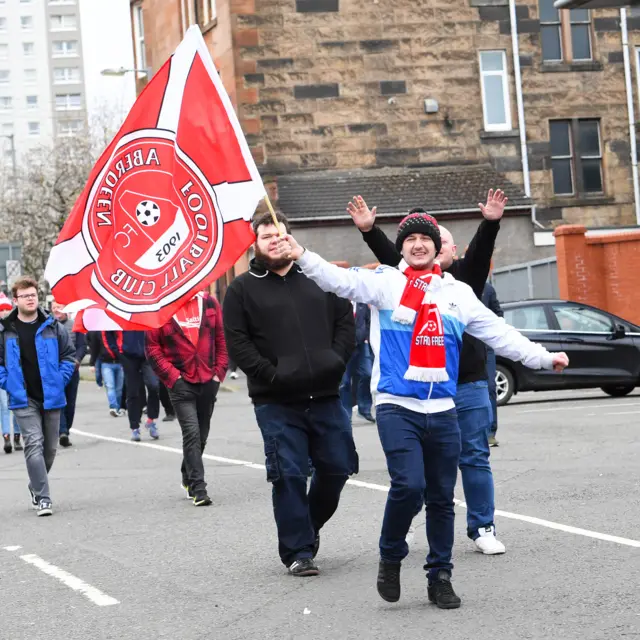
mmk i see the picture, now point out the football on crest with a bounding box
[135,200,161,227]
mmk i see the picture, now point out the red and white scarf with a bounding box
[391,265,449,383]
[173,294,204,347]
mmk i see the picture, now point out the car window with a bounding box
[552,305,613,332]
[504,305,550,330]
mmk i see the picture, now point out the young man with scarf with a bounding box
[275,215,568,608]
[347,191,511,555]
[145,291,228,507]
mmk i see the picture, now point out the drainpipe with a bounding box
[620,8,640,226]
[509,0,531,199]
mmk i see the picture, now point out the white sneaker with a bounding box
[230,372,239,380]
[473,526,506,555]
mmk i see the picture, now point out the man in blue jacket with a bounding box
[0,277,75,516]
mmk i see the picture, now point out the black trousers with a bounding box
[168,379,219,493]
[120,355,159,430]
[158,382,174,416]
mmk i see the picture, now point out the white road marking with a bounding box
[518,402,640,414]
[607,411,639,416]
[4,545,21,551]
[72,429,640,550]
[17,553,119,606]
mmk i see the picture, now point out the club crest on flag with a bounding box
[45,26,266,331]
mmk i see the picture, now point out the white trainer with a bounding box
[473,526,506,555]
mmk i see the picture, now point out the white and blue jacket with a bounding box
[297,251,555,415]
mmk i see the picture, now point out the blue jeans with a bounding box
[254,398,358,566]
[455,381,494,538]
[376,405,460,580]
[339,343,373,416]
[0,388,18,436]
[59,369,80,436]
[486,348,498,436]
[102,363,124,410]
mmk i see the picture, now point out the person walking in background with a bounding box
[339,302,374,423]
[0,277,75,516]
[158,382,176,422]
[0,292,21,454]
[51,301,86,448]
[482,280,503,447]
[106,331,160,441]
[146,291,228,507]
[89,331,125,417]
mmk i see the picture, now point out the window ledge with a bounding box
[479,129,520,140]
[540,61,603,73]
[200,18,217,35]
[550,195,612,207]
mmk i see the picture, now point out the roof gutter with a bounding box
[288,204,533,224]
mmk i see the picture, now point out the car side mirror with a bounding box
[613,324,626,340]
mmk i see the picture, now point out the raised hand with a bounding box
[478,189,508,221]
[552,352,569,372]
[275,234,304,261]
[347,195,377,232]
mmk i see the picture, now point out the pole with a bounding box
[263,193,281,230]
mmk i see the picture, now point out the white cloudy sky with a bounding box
[79,0,137,126]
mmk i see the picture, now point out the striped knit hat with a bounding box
[395,209,442,253]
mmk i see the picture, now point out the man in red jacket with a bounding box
[145,291,229,507]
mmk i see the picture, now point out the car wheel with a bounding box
[496,365,515,406]
[601,384,635,398]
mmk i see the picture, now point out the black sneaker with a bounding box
[312,533,320,559]
[37,499,53,517]
[162,414,176,422]
[377,560,401,602]
[193,492,212,507]
[28,485,37,508]
[428,571,461,609]
[13,434,22,451]
[3,434,12,454]
[359,412,376,423]
[288,558,319,577]
[59,434,72,448]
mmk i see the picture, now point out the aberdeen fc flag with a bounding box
[44,26,265,330]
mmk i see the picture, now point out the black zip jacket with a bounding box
[223,259,356,404]
[360,219,500,384]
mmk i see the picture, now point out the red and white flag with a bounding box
[45,26,265,330]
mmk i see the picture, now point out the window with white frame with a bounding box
[20,0,33,4]
[50,14,77,30]
[58,119,81,136]
[23,42,34,56]
[26,95,37,109]
[1,123,12,134]
[0,17,7,32]
[200,0,217,25]
[49,0,75,4]
[0,45,7,60]
[132,4,146,72]
[479,51,512,132]
[52,40,78,57]
[20,16,33,30]
[24,68,36,84]
[0,97,12,110]
[55,92,81,110]
[0,70,9,85]
[180,0,196,35]
[53,66,80,84]
[28,121,39,136]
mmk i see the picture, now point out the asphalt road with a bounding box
[1,379,639,640]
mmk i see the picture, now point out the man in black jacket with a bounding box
[482,281,503,446]
[223,211,357,577]
[346,190,508,555]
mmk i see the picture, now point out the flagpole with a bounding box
[263,194,281,230]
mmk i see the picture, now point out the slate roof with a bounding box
[276,164,530,220]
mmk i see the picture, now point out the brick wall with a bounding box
[555,225,640,323]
